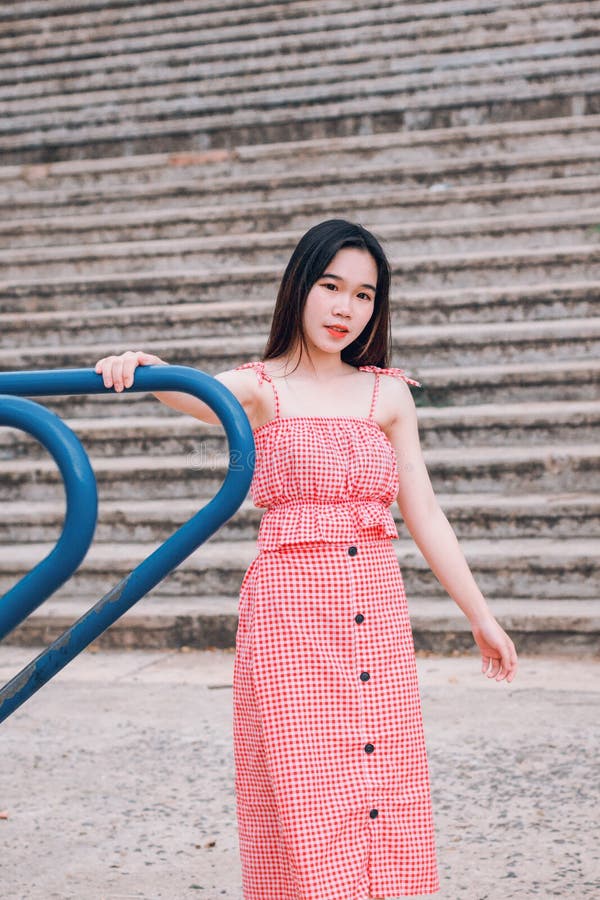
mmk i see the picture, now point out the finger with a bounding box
[485,655,502,677]
[504,647,519,682]
[482,656,494,675]
[482,656,495,676]
[492,663,503,680]
[110,357,125,392]
[94,357,106,373]
[498,667,512,683]
[488,658,501,678]
[100,357,115,389]
[122,351,140,388]
[497,645,518,682]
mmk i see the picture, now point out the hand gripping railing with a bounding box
[0,366,255,724]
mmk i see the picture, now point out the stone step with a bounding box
[2,1,591,80]
[5,173,600,249]
[3,596,598,654]
[1,401,599,460]
[2,211,600,280]
[0,442,596,502]
[3,114,598,195]
[2,0,330,27]
[6,47,599,146]
[2,67,597,164]
[1,315,597,372]
[5,144,600,218]
[0,0,437,49]
[419,357,600,405]
[5,38,598,132]
[0,490,595,545]
[0,537,597,604]
[2,282,599,352]
[2,0,589,53]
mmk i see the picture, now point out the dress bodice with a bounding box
[234,360,422,550]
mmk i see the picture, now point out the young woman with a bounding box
[95,219,518,900]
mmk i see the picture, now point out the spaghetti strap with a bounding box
[234,360,281,420]
[367,371,380,420]
[358,364,422,420]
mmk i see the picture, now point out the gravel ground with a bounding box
[0,646,598,900]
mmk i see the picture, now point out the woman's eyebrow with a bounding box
[321,272,376,291]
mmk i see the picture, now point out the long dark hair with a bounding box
[262,219,393,371]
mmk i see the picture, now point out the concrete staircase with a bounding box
[1,0,599,162]
[0,1,598,654]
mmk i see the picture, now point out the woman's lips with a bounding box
[325,326,349,338]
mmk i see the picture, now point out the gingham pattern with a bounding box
[232,361,439,899]
[234,361,422,552]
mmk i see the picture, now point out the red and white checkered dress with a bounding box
[232,360,440,900]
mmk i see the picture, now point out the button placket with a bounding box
[347,543,380,823]
[348,543,379,802]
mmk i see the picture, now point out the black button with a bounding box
[354,613,364,624]
[348,545,357,556]
[360,671,370,682]
[364,743,375,754]
[369,808,378,819]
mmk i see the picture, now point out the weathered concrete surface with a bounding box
[0,647,598,900]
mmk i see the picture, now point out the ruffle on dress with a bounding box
[255,496,399,551]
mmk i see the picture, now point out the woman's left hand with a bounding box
[469,613,518,683]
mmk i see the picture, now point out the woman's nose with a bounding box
[332,296,352,313]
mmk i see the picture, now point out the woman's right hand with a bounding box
[94,350,167,393]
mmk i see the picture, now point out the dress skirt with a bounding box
[232,536,440,900]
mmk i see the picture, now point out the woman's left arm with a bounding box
[384,378,519,683]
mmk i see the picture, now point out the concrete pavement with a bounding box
[0,646,598,900]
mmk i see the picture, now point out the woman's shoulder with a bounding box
[210,363,266,428]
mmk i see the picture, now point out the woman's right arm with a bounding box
[94,350,257,426]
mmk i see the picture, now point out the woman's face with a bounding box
[302,247,378,354]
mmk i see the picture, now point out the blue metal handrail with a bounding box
[0,365,255,724]
[0,396,98,640]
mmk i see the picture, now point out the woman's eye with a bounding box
[321,283,372,300]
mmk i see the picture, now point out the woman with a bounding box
[95,219,518,900]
